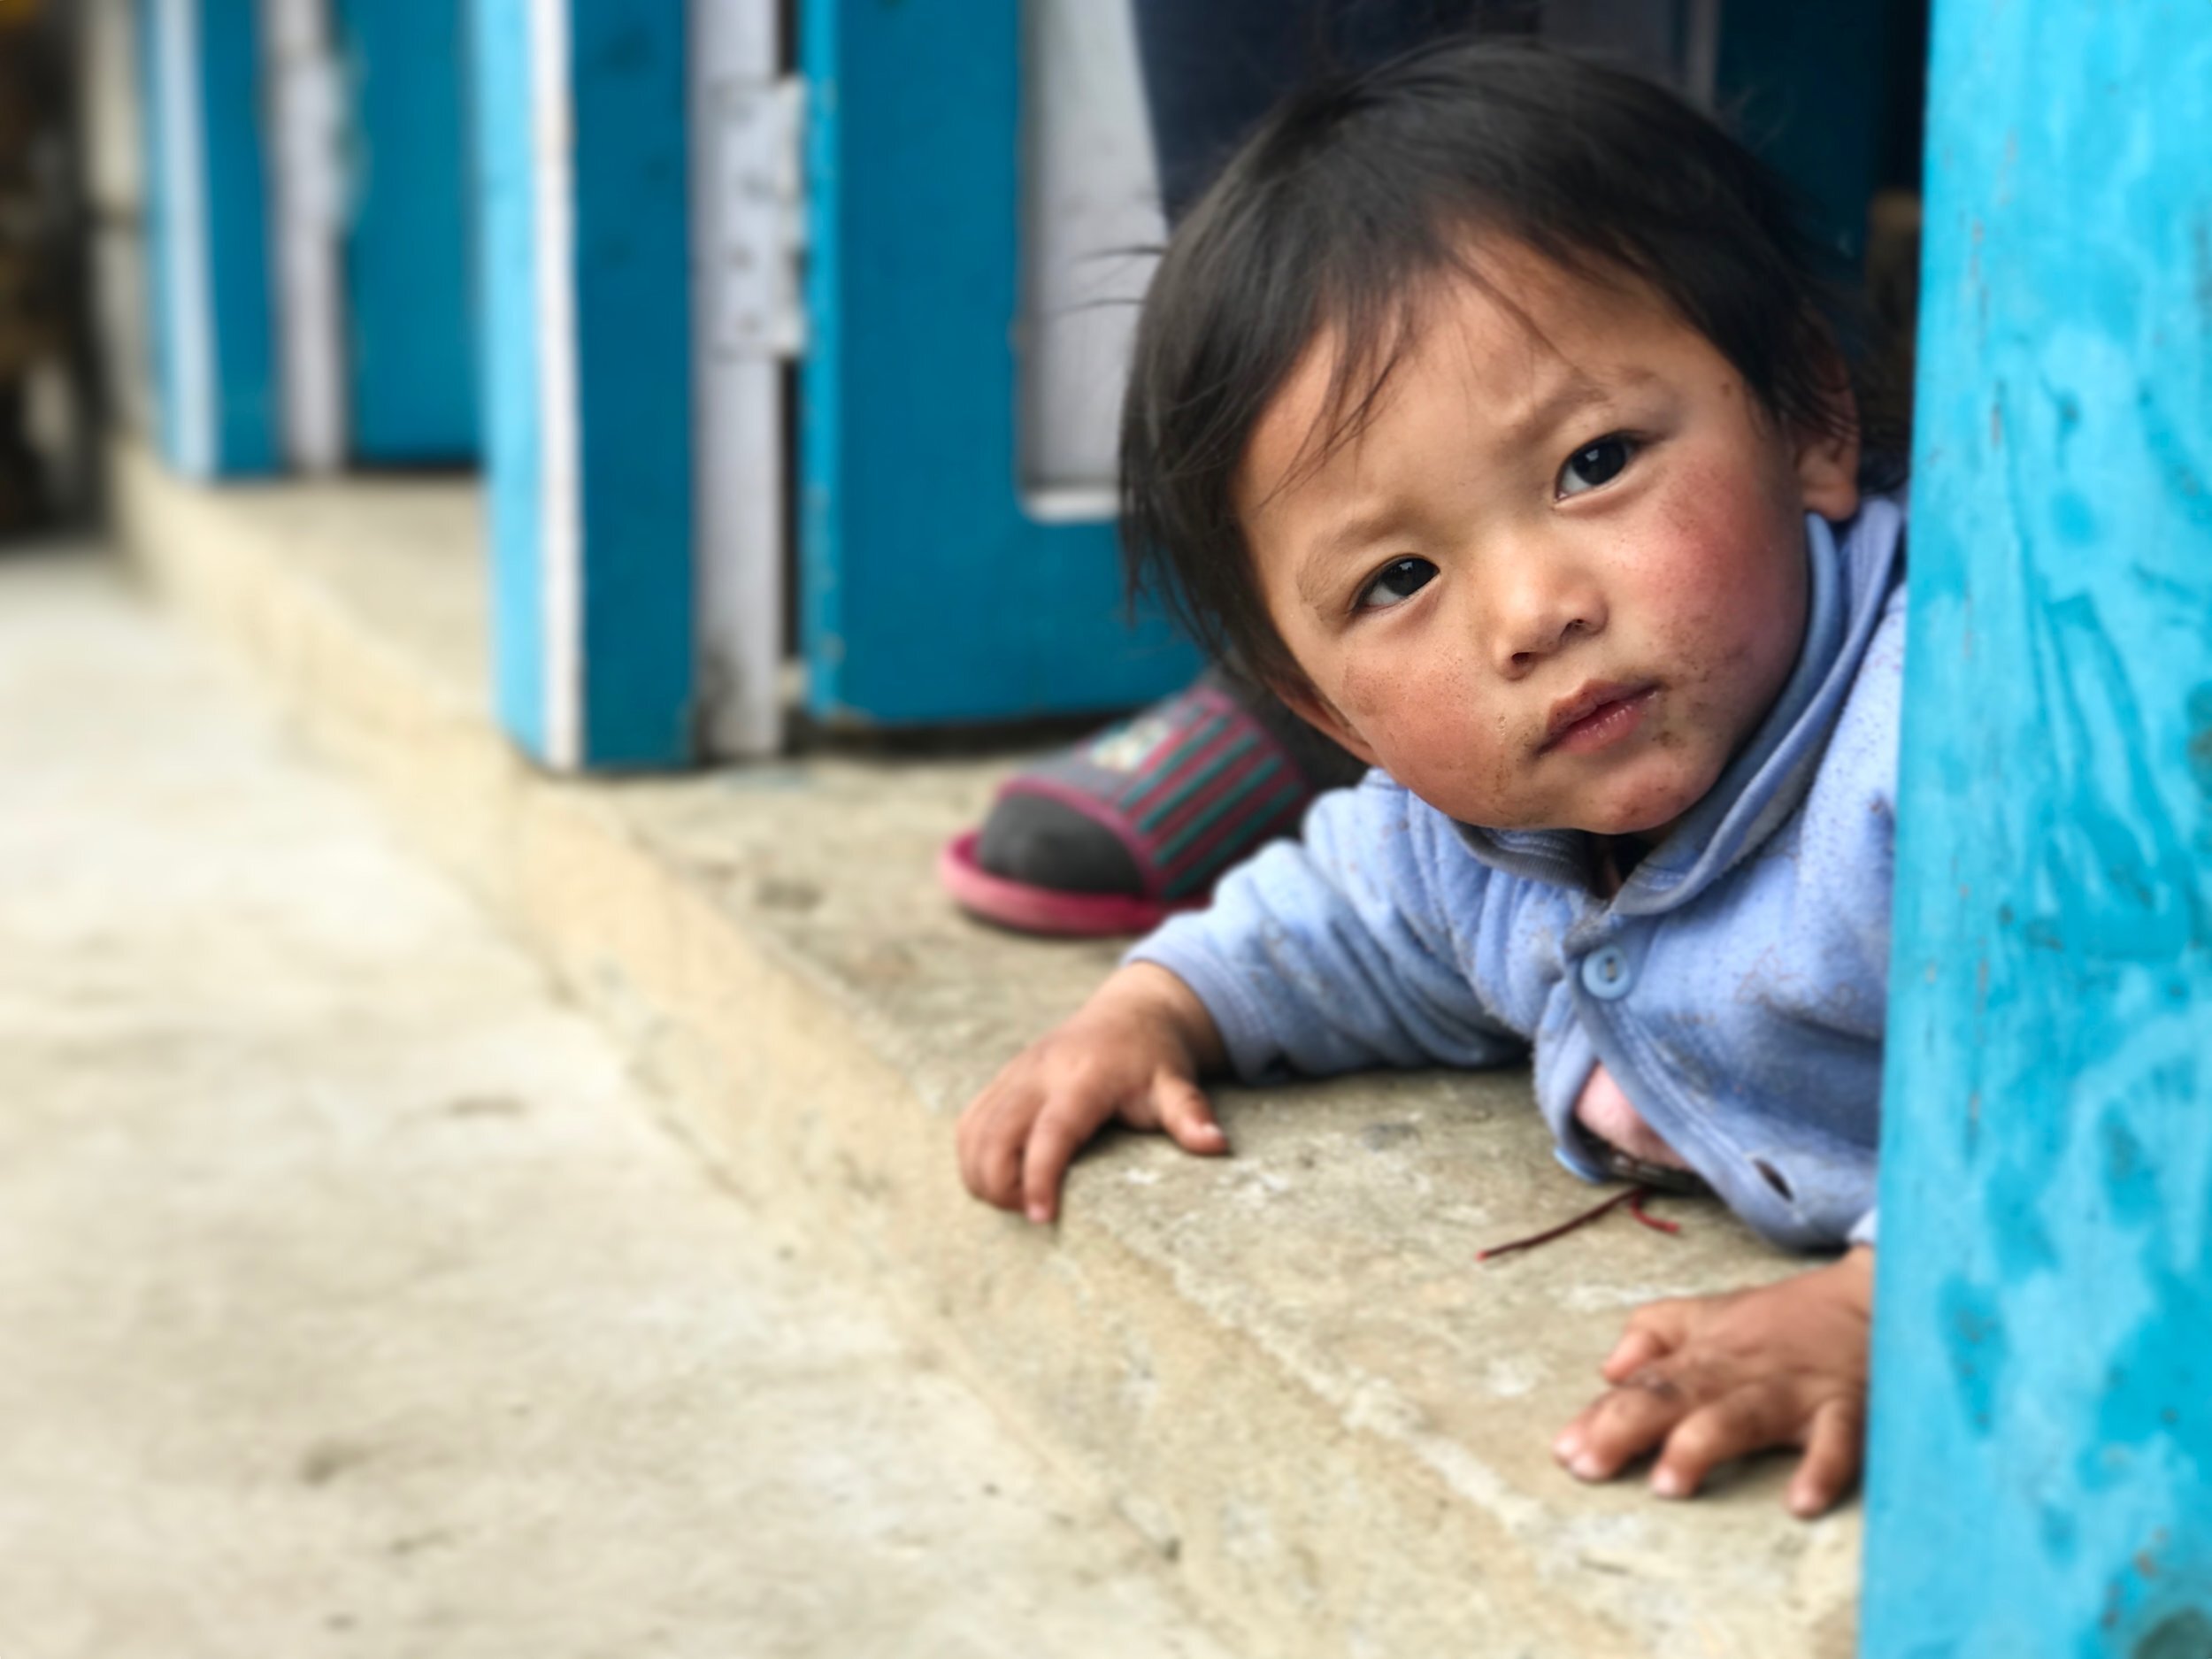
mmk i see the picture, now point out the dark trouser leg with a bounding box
[1133,0,1523,224]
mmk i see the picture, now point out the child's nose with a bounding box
[1488,566,1605,677]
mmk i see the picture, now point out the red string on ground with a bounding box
[1628,1189,1680,1235]
[1476,1184,1678,1262]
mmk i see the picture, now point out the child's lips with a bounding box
[1540,682,1658,756]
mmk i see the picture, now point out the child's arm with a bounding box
[1551,1248,1873,1517]
[957,962,1228,1225]
[1132,776,1527,1084]
[962,779,1524,1225]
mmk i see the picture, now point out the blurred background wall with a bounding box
[0,0,97,531]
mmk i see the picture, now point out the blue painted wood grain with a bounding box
[1860,4,2212,1653]
[334,0,480,463]
[470,0,545,757]
[800,0,1200,726]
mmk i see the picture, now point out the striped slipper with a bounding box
[940,674,1333,937]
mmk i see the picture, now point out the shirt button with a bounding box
[1581,945,1633,1000]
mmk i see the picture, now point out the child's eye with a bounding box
[1556,434,1636,498]
[1356,557,1437,611]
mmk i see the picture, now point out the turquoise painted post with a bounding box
[139,0,280,477]
[1860,3,2212,1654]
[800,0,1200,727]
[471,0,694,769]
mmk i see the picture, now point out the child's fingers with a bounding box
[1648,1389,1797,1500]
[954,1090,992,1200]
[1599,1298,1695,1382]
[1555,1368,1692,1482]
[1152,1075,1229,1156]
[1018,1097,1102,1225]
[958,1086,1035,1211]
[1599,1322,1676,1384]
[1786,1398,1866,1518]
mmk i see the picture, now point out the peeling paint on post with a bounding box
[1860,4,2212,1655]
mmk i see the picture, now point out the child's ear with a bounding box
[1271,677,1383,770]
[1793,412,1862,521]
[1793,349,1863,521]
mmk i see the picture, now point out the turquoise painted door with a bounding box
[797,0,1202,728]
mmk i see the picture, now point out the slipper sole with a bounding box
[938,830,1203,939]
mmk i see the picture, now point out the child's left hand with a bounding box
[1551,1246,1873,1517]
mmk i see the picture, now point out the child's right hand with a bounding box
[957,963,1231,1225]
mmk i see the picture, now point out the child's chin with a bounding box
[1578,782,1708,840]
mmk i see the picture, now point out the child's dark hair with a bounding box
[1120,38,1906,694]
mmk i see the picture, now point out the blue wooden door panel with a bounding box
[567,0,695,764]
[472,0,695,769]
[334,0,480,463]
[1860,3,2212,1652]
[141,0,280,477]
[800,0,1201,727]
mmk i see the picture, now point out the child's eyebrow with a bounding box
[1496,366,1619,444]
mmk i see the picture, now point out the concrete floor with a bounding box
[0,549,1225,1659]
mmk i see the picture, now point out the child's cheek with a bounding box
[1338,656,1524,818]
[1646,466,1803,672]
[1650,544,1807,788]
[1335,651,1461,724]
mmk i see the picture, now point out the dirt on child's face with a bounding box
[1236,239,1861,839]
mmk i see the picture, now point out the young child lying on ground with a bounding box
[959,39,1904,1519]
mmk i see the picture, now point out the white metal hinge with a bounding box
[700,74,806,361]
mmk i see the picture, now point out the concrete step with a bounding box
[0,549,1228,1659]
[112,438,1860,1658]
